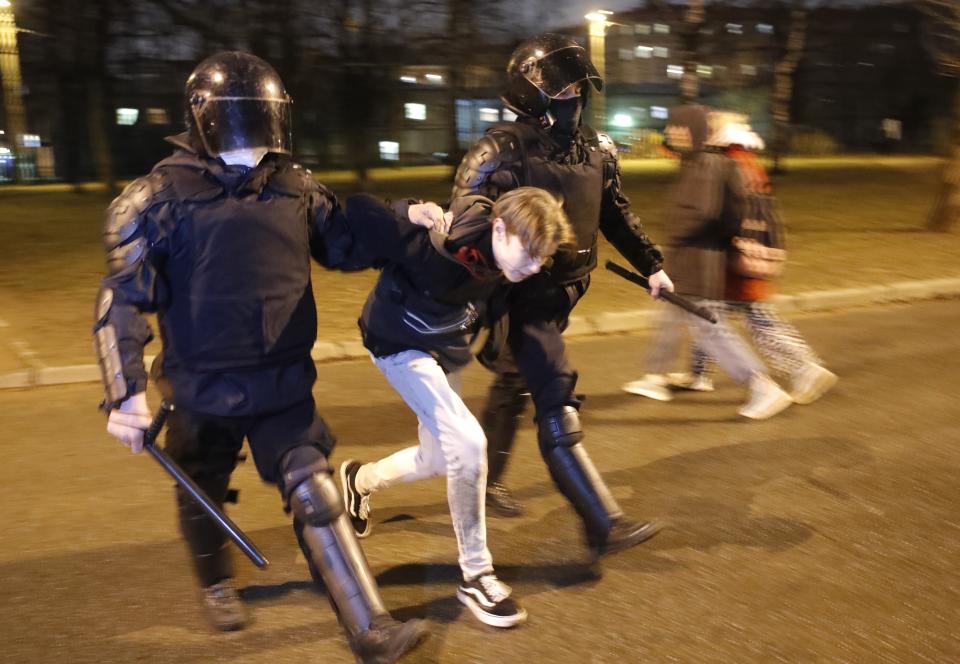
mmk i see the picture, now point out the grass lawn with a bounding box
[0,156,955,368]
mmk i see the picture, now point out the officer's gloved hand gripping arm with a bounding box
[596,136,674,298]
[93,175,172,452]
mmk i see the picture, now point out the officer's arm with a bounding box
[93,173,172,411]
[451,129,523,200]
[597,134,664,276]
[306,181,368,270]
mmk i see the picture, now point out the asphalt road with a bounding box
[1,300,958,663]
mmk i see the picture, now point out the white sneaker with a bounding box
[667,372,715,392]
[738,374,792,420]
[622,374,673,401]
[790,363,838,405]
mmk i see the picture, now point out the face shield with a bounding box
[522,46,603,99]
[192,96,292,158]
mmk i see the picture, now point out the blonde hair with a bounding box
[491,187,574,260]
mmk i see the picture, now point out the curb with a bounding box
[3,277,959,391]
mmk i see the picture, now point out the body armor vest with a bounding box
[499,122,605,282]
[157,161,317,372]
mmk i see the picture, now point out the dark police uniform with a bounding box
[450,33,664,555]
[93,51,425,662]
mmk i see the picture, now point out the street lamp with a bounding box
[584,9,611,132]
[0,0,28,182]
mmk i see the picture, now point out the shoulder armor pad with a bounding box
[596,132,618,159]
[268,162,318,197]
[103,170,172,251]
[454,130,523,191]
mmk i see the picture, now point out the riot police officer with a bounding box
[94,51,426,663]
[452,34,674,558]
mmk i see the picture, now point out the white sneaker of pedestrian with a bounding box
[790,362,838,405]
[667,372,715,392]
[738,374,792,420]
[622,374,673,401]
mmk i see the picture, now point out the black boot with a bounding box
[538,407,660,559]
[349,614,430,664]
[201,579,247,631]
[485,482,524,518]
[588,519,661,561]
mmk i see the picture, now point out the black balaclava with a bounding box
[548,97,583,139]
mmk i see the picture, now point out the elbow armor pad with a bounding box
[92,287,127,409]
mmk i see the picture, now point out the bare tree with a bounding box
[769,5,806,173]
[922,0,960,231]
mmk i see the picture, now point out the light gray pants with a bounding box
[644,299,765,384]
[356,350,494,581]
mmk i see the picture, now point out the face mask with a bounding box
[548,97,583,138]
[218,147,269,169]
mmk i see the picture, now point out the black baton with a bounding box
[142,401,270,569]
[605,260,719,324]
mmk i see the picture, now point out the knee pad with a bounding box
[289,471,344,527]
[538,406,584,451]
[279,446,343,527]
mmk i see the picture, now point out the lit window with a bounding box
[653,46,669,58]
[116,108,139,126]
[651,106,668,120]
[379,141,400,161]
[0,147,10,155]
[697,64,713,78]
[20,134,41,147]
[479,107,500,123]
[146,108,169,125]
[424,73,443,83]
[635,45,653,59]
[740,64,757,76]
[666,64,684,79]
[612,113,633,128]
[619,25,632,36]
[502,109,518,122]
[619,48,634,61]
[757,23,774,34]
[726,23,743,35]
[0,129,5,135]
[635,24,650,35]
[399,75,417,84]
[404,103,427,120]
[654,23,670,34]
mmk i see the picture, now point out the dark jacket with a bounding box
[451,118,663,284]
[662,148,745,300]
[327,194,505,372]
[95,134,340,416]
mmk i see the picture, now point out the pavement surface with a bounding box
[1,299,958,663]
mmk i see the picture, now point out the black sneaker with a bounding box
[349,615,429,664]
[201,579,247,631]
[590,518,661,560]
[485,482,524,518]
[457,573,527,628]
[340,459,372,538]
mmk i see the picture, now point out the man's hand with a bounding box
[647,269,675,299]
[408,201,453,232]
[107,392,152,454]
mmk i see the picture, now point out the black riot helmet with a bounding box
[502,33,603,118]
[184,51,292,159]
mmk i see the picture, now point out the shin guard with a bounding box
[281,449,387,637]
[538,406,623,539]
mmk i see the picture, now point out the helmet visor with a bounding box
[526,46,603,98]
[195,97,292,156]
